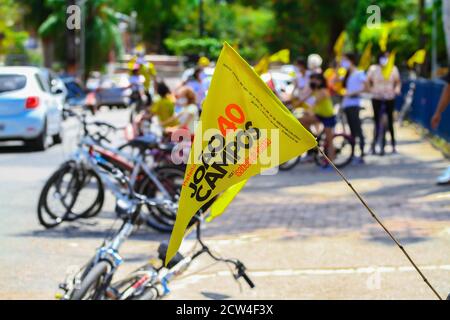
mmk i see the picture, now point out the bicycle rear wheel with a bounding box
[315,133,354,169]
[279,156,300,171]
[138,166,184,232]
[138,165,208,233]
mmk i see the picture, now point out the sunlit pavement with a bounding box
[0,108,448,300]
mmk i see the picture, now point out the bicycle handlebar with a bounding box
[63,108,120,142]
[235,261,255,289]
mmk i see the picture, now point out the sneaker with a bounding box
[437,166,450,185]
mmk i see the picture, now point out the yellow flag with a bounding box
[407,49,426,68]
[206,180,248,222]
[254,55,270,75]
[165,43,317,265]
[379,22,395,52]
[382,51,396,80]
[334,31,347,62]
[269,49,290,64]
[128,56,137,70]
[358,42,372,71]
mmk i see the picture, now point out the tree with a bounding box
[0,0,28,63]
[443,0,450,63]
[269,0,359,62]
[39,0,123,74]
[162,0,273,61]
[116,0,182,52]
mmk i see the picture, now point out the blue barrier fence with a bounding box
[396,78,450,142]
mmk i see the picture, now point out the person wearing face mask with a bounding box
[148,81,177,128]
[298,73,336,162]
[341,52,367,163]
[163,86,199,135]
[367,51,401,155]
[185,68,207,109]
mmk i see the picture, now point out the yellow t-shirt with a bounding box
[151,96,177,126]
[313,92,335,118]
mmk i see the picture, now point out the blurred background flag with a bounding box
[407,49,426,68]
[382,50,396,80]
[254,54,270,75]
[269,49,290,64]
[379,22,397,52]
[333,31,347,62]
[358,42,372,71]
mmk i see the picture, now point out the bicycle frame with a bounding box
[71,130,176,207]
[112,219,255,300]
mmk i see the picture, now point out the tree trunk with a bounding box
[418,0,426,76]
[443,0,450,64]
[42,38,54,68]
[66,0,77,74]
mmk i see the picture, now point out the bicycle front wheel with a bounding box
[37,161,104,228]
[70,261,111,300]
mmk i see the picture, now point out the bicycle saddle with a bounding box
[157,242,184,269]
[158,142,176,152]
[128,134,159,150]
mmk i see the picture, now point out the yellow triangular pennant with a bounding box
[165,43,317,265]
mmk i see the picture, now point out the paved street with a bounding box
[0,108,449,300]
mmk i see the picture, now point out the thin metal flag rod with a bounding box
[316,147,443,300]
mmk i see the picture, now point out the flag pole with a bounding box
[316,147,443,300]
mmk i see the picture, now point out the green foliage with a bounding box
[116,0,182,52]
[164,0,273,61]
[37,0,123,73]
[165,37,223,59]
[0,0,28,57]
[11,0,449,76]
[269,0,359,62]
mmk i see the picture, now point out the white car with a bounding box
[0,66,66,150]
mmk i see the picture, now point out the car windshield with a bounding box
[0,74,27,93]
[100,75,129,89]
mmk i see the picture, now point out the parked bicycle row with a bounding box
[35,106,254,300]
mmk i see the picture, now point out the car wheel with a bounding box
[27,123,47,151]
[52,133,63,145]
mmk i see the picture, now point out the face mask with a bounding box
[379,57,388,66]
[177,97,188,105]
[310,83,320,90]
[341,59,351,70]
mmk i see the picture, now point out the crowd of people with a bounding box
[129,50,402,160]
[127,56,212,138]
[291,51,402,163]
[125,49,449,185]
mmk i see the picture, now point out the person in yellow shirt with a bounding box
[148,81,177,127]
[298,73,336,161]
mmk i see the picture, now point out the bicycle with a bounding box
[57,164,250,300]
[108,218,254,300]
[57,161,157,300]
[279,126,355,171]
[37,109,184,232]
